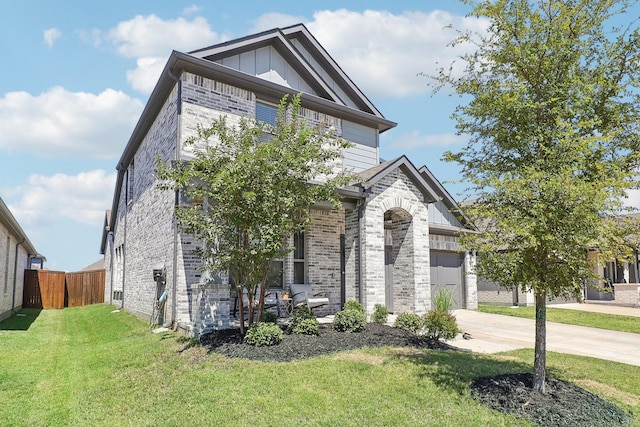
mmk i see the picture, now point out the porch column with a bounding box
[464,251,478,309]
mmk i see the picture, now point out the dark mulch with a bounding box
[471,373,632,427]
[199,322,452,362]
[200,323,632,426]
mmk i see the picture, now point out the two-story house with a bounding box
[100,24,478,337]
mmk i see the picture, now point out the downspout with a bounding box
[168,68,181,329]
[11,239,25,313]
[357,200,365,306]
[121,169,128,310]
[107,230,114,305]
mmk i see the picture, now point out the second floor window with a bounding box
[256,101,278,142]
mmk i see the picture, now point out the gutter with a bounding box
[11,239,25,312]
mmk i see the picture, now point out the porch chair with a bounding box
[289,283,329,311]
[232,287,279,318]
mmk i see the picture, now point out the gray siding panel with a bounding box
[429,200,462,228]
[342,121,378,172]
[239,51,256,75]
[216,45,318,96]
[291,38,359,109]
[256,47,270,75]
[343,144,377,172]
[343,120,377,148]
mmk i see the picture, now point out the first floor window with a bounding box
[293,232,305,283]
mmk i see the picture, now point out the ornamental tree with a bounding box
[157,94,352,334]
[438,0,640,393]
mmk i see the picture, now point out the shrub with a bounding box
[372,304,389,324]
[261,310,278,324]
[394,312,422,333]
[290,318,320,335]
[343,300,365,313]
[423,310,460,341]
[333,308,366,332]
[433,288,454,313]
[244,322,283,346]
[288,305,319,335]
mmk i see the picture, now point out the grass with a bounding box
[0,304,637,426]
[479,304,640,334]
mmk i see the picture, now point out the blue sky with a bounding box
[1,1,638,271]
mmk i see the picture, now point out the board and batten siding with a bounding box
[289,38,359,110]
[428,200,463,228]
[342,120,378,172]
[217,46,316,96]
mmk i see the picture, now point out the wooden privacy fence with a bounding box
[22,269,105,309]
[65,270,106,307]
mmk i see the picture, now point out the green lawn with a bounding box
[0,304,638,426]
[479,304,640,334]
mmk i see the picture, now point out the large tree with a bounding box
[438,0,640,393]
[157,94,351,333]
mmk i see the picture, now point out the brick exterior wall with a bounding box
[106,70,478,336]
[106,84,179,322]
[305,208,345,315]
[360,169,431,316]
[612,284,640,306]
[343,207,361,304]
[0,224,30,321]
[464,251,478,309]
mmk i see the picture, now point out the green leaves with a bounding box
[156,93,353,327]
[440,0,640,300]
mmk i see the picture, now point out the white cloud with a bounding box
[43,28,61,47]
[624,190,640,211]
[126,57,167,93]
[250,13,306,33]
[182,5,201,16]
[107,14,227,94]
[108,14,221,58]
[7,170,117,227]
[387,131,467,150]
[77,28,102,48]
[0,87,143,157]
[306,9,489,98]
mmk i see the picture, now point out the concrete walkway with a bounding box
[450,306,640,366]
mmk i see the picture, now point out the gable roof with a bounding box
[102,25,396,254]
[418,165,476,232]
[0,197,39,256]
[99,210,111,255]
[356,156,440,204]
[189,24,384,118]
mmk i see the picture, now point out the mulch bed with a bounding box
[200,323,632,426]
[199,322,452,362]
[471,373,632,426]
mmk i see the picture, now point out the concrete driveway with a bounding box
[450,308,640,366]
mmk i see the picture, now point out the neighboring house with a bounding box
[0,197,44,321]
[476,212,640,307]
[100,24,478,337]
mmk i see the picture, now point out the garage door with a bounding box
[429,251,464,310]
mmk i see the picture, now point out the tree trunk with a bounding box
[237,287,246,335]
[247,286,255,327]
[533,291,547,393]
[257,284,266,322]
